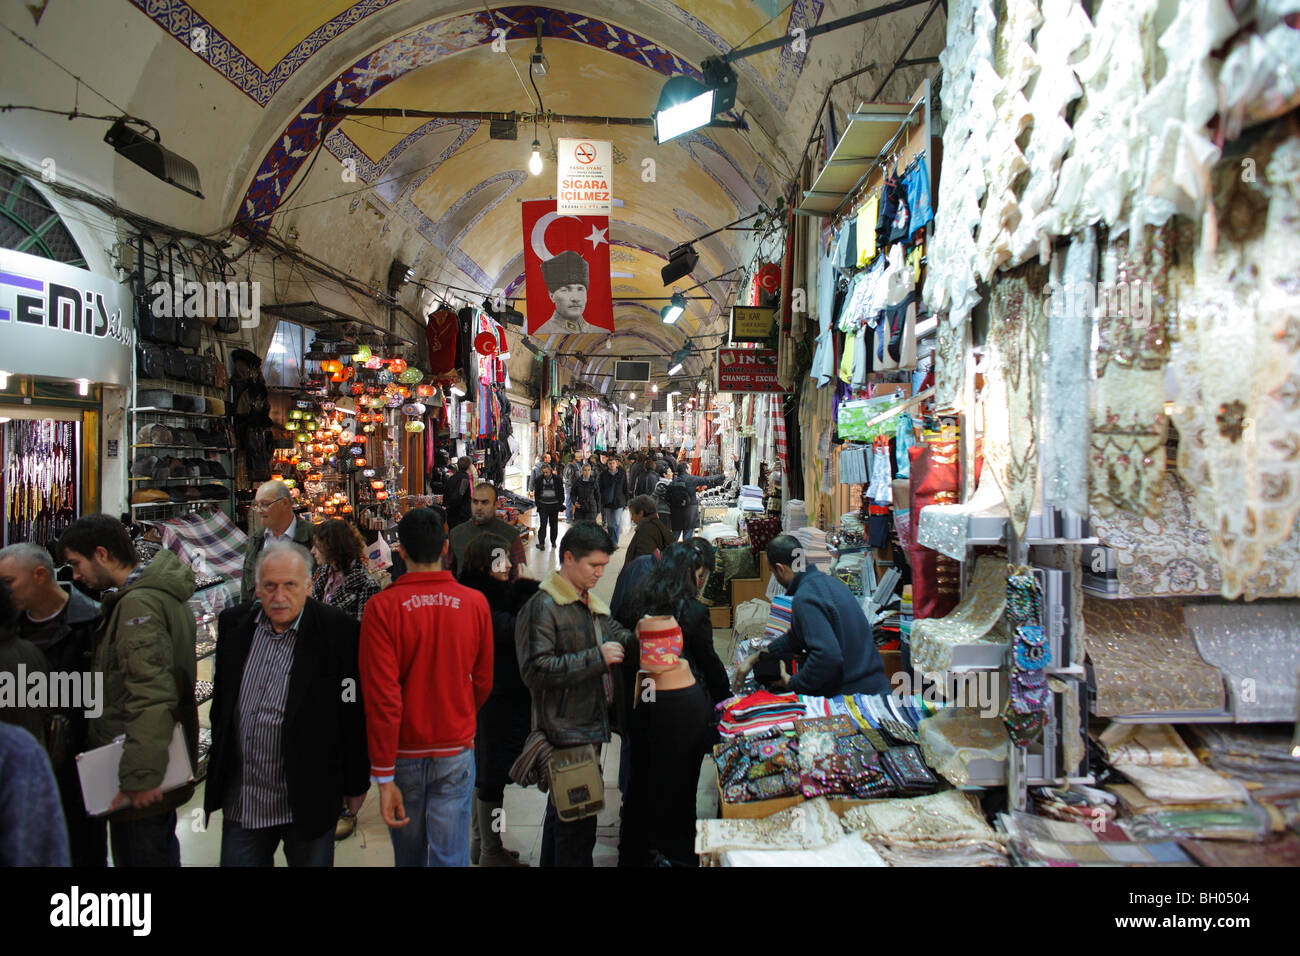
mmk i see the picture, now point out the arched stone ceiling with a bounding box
[0,0,947,387]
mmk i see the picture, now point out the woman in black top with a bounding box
[570,464,600,522]
[459,534,539,867]
[618,540,725,867]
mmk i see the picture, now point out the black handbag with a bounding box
[184,353,212,385]
[177,315,201,350]
[164,347,189,380]
[138,309,178,345]
[137,343,166,380]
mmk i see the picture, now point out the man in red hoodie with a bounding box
[359,507,492,866]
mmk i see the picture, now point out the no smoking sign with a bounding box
[557,137,612,216]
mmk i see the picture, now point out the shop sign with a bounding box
[716,348,785,393]
[730,305,776,342]
[0,249,134,387]
[557,138,612,216]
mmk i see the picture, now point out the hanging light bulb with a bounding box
[528,139,543,176]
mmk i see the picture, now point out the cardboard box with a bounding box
[730,577,766,609]
[709,605,732,629]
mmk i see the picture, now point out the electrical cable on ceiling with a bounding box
[481,1,542,113]
[0,23,131,115]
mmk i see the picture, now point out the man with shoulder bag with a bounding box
[514,522,634,866]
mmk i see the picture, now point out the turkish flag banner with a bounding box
[521,199,613,337]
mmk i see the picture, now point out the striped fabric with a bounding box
[771,394,788,477]
[225,610,297,828]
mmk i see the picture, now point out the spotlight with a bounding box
[387,260,414,297]
[660,245,699,286]
[660,291,686,324]
[652,57,737,144]
[450,385,466,397]
[0,371,8,389]
[103,118,203,198]
[76,378,90,396]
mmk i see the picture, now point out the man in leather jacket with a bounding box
[514,521,634,866]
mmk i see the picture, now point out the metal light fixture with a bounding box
[668,342,691,377]
[0,371,9,389]
[103,118,204,198]
[660,291,687,324]
[76,378,90,396]
[660,244,699,286]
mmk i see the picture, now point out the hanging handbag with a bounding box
[164,347,189,381]
[137,343,166,380]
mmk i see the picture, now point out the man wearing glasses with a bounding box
[241,480,314,602]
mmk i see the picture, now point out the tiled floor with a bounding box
[173,513,725,867]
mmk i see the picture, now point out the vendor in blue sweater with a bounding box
[732,535,890,697]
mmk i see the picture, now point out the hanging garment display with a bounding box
[1041,227,1095,520]
[1168,133,1300,598]
[1090,223,1174,519]
[3,419,79,547]
[984,268,1048,541]
[924,0,997,326]
[1007,0,1091,266]
[972,0,1040,282]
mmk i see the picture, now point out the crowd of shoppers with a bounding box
[0,444,788,869]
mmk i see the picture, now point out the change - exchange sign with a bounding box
[557,138,612,216]
[716,348,785,393]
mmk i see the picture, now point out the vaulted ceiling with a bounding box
[0,0,946,392]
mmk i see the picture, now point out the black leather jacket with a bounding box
[514,570,634,746]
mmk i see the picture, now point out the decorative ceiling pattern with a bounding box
[3,0,945,387]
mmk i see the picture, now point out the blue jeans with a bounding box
[109,811,180,867]
[602,507,624,539]
[389,750,475,867]
[219,819,335,867]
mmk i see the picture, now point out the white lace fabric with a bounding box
[1168,133,1300,598]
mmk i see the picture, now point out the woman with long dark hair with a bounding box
[309,520,382,622]
[459,533,539,867]
[617,541,725,867]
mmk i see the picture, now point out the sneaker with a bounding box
[536,540,546,550]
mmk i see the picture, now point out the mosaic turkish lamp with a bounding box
[404,420,425,433]
[387,357,407,375]
[354,344,372,364]
[398,366,423,385]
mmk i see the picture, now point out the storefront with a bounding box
[0,247,132,546]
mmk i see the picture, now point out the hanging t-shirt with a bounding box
[856,194,879,266]
[426,308,458,375]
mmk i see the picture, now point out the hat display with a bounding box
[540,250,589,293]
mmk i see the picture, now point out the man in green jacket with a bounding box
[58,515,199,867]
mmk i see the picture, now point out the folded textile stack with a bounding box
[717,690,805,737]
[695,798,844,866]
[1098,723,1265,843]
[1184,603,1300,721]
[918,708,1009,787]
[1100,724,1251,806]
[740,484,765,512]
[720,832,889,867]
[764,595,793,643]
[800,692,944,752]
[782,498,808,531]
[1030,786,1118,828]
[1188,725,1300,796]
[1174,831,1300,868]
[998,811,1194,866]
[842,790,1008,866]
